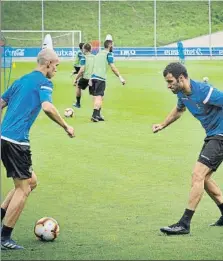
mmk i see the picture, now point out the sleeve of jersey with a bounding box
[200,84,223,107]
[78,52,82,60]
[107,53,114,64]
[1,86,13,103]
[39,82,53,103]
[80,57,86,66]
[177,98,185,110]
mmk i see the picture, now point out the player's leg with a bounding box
[205,174,223,226]
[1,171,37,222]
[1,140,33,249]
[1,178,31,250]
[73,79,89,108]
[205,173,222,204]
[91,96,102,122]
[91,80,105,122]
[73,82,82,108]
[179,52,185,64]
[160,162,210,235]
[160,139,222,235]
[1,189,15,222]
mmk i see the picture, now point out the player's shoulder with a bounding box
[40,79,53,91]
[107,52,114,62]
[31,71,53,88]
[16,71,44,86]
[191,79,212,93]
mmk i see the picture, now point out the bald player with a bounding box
[1,48,74,250]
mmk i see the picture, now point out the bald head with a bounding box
[37,48,59,65]
[36,48,59,79]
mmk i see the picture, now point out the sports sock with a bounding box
[1,208,6,221]
[76,96,81,105]
[217,203,223,216]
[92,109,99,118]
[1,225,13,239]
[179,208,195,228]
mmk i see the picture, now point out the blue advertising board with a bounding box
[3,46,223,58]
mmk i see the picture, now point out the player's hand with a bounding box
[119,75,126,85]
[152,123,165,133]
[64,125,75,138]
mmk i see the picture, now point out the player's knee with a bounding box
[30,171,38,191]
[30,180,38,191]
[30,181,37,191]
[15,185,32,198]
[191,170,205,185]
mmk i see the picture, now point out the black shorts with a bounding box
[198,136,223,171]
[78,78,89,90]
[89,79,106,96]
[1,139,33,179]
[74,66,81,73]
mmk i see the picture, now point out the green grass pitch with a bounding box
[1,60,223,260]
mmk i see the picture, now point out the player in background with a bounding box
[152,62,223,235]
[177,41,185,64]
[73,43,95,108]
[71,42,85,76]
[1,48,75,250]
[90,39,125,122]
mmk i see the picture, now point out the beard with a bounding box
[171,80,182,94]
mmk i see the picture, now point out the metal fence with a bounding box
[2,0,223,58]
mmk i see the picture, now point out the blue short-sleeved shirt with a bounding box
[1,71,53,145]
[177,79,223,137]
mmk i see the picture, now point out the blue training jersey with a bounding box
[1,71,53,145]
[177,79,223,137]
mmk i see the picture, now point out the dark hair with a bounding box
[83,43,92,52]
[79,42,85,49]
[104,40,112,48]
[163,62,188,79]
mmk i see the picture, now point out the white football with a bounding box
[203,77,209,83]
[64,108,74,117]
[34,217,59,241]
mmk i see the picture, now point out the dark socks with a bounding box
[1,225,13,239]
[76,96,81,105]
[217,203,223,216]
[179,208,195,228]
[92,109,100,118]
[1,208,6,222]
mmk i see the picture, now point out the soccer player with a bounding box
[90,39,125,122]
[152,62,223,235]
[71,42,84,75]
[1,48,75,250]
[177,41,185,64]
[73,43,95,108]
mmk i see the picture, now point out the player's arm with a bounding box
[108,53,125,85]
[39,84,74,137]
[152,105,186,133]
[109,63,125,85]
